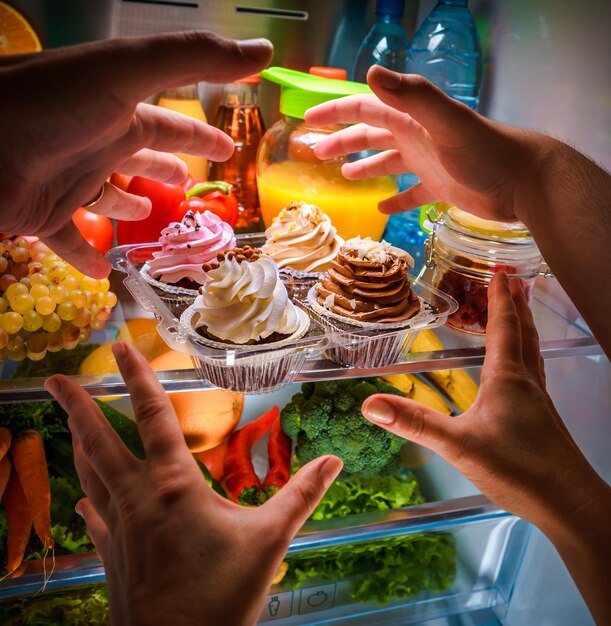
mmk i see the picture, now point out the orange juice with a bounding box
[156,94,208,181]
[257,160,396,240]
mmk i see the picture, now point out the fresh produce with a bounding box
[13,342,99,379]
[182,181,239,228]
[2,469,32,574]
[0,401,68,441]
[72,208,114,255]
[116,176,187,245]
[261,410,292,500]
[193,439,227,483]
[0,236,117,362]
[0,457,10,497]
[224,407,279,505]
[382,373,453,415]
[410,330,479,412]
[10,430,53,549]
[0,427,11,459]
[280,379,406,478]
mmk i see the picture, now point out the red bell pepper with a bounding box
[223,406,279,506]
[180,181,239,228]
[262,412,292,500]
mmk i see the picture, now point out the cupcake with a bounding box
[181,246,311,393]
[262,201,344,299]
[310,236,422,367]
[141,210,236,315]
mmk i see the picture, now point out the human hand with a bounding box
[45,344,342,626]
[305,65,549,224]
[0,32,273,277]
[361,273,607,530]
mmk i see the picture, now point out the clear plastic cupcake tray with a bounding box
[108,235,458,394]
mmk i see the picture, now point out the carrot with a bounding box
[10,430,53,549]
[0,427,11,460]
[0,456,11,500]
[2,469,32,574]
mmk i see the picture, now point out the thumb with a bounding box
[260,455,343,538]
[361,394,460,454]
[367,65,477,144]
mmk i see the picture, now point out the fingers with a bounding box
[42,221,111,279]
[75,498,110,560]
[112,343,190,464]
[121,103,235,162]
[367,66,477,146]
[482,273,524,377]
[314,124,396,160]
[378,184,437,214]
[85,181,152,221]
[259,455,343,538]
[39,33,273,105]
[118,148,188,184]
[341,150,406,180]
[44,374,137,487]
[361,394,460,454]
[509,278,545,386]
[72,440,112,517]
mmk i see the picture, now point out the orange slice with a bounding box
[0,2,42,55]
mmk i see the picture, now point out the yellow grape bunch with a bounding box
[0,237,118,362]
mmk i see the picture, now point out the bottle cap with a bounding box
[260,67,371,119]
[376,0,406,16]
[309,66,347,80]
[235,73,260,84]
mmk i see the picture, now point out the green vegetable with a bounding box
[0,401,67,440]
[12,343,100,379]
[281,379,406,478]
[284,533,456,605]
[0,585,109,625]
[311,472,425,521]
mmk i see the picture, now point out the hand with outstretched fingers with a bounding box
[0,32,273,277]
[45,343,342,626]
[361,273,611,626]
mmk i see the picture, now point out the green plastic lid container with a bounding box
[260,67,372,119]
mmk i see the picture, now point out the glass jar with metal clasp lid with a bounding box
[421,206,551,335]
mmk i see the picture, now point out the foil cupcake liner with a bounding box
[140,263,201,317]
[180,306,311,394]
[279,268,325,301]
[306,287,426,368]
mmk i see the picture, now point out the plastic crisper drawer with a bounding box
[108,237,458,394]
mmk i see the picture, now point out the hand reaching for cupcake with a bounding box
[0,32,273,278]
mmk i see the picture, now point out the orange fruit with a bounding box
[0,2,42,55]
[149,351,244,453]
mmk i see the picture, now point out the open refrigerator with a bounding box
[1,0,609,624]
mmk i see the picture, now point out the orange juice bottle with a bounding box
[156,84,208,181]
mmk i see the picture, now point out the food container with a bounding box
[257,68,397,241]
[421,207,549,335]
[139,263,199,318]
[108,236,457,394]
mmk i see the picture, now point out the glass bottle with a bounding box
[209,74,265,233]
[156,84,208,181]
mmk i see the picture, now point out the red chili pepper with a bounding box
[180,181,239,228]
[262,412,292,500]
[223,406,279,506]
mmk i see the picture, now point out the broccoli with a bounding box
[280,378,406,478]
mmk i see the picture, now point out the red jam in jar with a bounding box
[424,208,543,334]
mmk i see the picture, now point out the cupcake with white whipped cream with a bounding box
[141,210,236,315]
[262,202,343,274]
[180,246,311,392]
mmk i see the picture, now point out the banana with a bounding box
[409,330,479,413]
[382,373,452,415]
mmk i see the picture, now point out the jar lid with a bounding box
[261,67,372,119]
[445,207,532,242]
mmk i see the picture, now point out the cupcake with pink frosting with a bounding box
[141,210,236,314]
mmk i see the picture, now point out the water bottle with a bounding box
[386,0,483,272]
[352,0,409,82]
[406,0,482,109]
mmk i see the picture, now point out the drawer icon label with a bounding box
[259,591,293,621]
[298,583,336,614]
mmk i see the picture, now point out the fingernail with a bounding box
[112,342,128,363]
[75,502,84,517]
[44,377,61,398]
[372,66,402,90]
[363,399,396,424]
[239,38,273,61]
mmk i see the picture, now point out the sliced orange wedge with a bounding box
[0,1,42,55]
